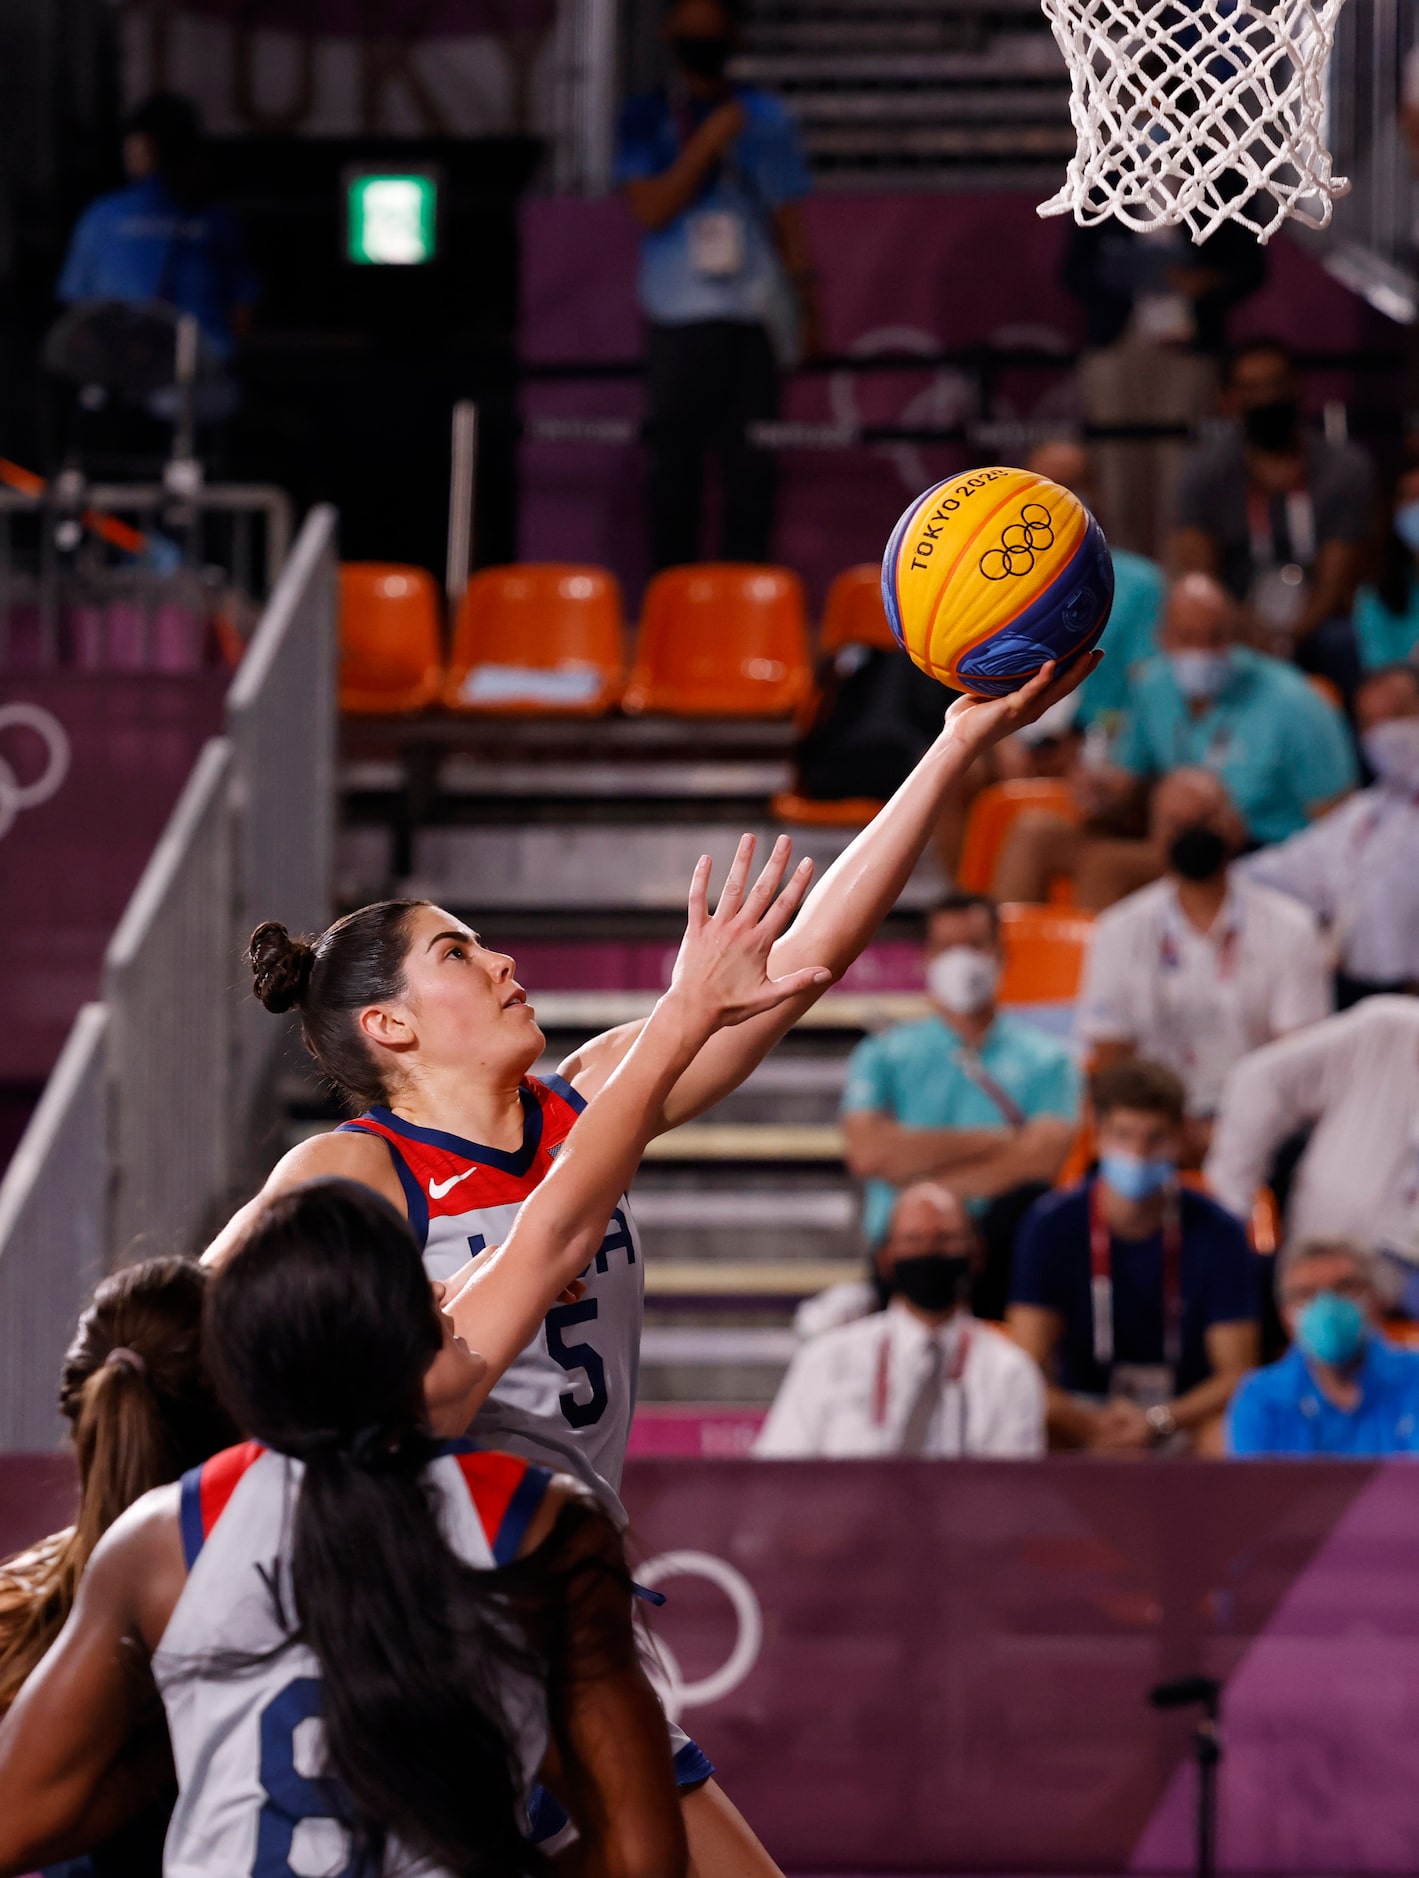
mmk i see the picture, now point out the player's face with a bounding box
[394,904,545,1077]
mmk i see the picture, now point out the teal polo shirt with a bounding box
[1075,547,1166,727]
[842,1011,1082,1244]
[1227,1337,1419,1457]
[1113,645,1357,844]
[1353,583,1419,672]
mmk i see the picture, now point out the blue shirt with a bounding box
[57,176,258,360]
[1227,1337,1419,1456]
[841,1011,1081,1243]
[1352,583,1419,673]
[1113,644,1358,844]
[1075,547,1166,727]
[1010,1179,1261,1396]
[612,87,811,326]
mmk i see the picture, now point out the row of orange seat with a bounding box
[339,559,896,718]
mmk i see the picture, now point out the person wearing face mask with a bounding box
[1078,767,1331,1161]
[1170,336,1375,706]
[992,573,1357,909]
[1227,1239,1419,1456]
[612,0,821,570]
[1242,662,1419,1007]
[755,1183,1046,1457]
[1352,448,1419,673]
[1009,1060,1262,1452]
[842,893,1080,1322]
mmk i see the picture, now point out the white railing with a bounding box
[0,505,337,1443]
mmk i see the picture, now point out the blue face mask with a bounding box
[1098,1153,1175,1202]
[1295,1292,1368,1369]
[1395,501,1419,557]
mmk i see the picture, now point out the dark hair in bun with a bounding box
[249,921,315,1014]
[247,901,428,1108]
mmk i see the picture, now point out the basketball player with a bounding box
[203,657,1096,1872]
[0,1181,686,1878]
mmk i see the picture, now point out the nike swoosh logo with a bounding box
[429,1169,475,1201]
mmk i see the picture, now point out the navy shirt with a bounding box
[1227,1337,1419,1457]
[1011,1179,1261,1395]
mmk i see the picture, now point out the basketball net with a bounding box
[1037,0,1349,245]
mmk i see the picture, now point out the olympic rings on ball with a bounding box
[979,503,1056,581]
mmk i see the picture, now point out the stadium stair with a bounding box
[734,0,1074,191]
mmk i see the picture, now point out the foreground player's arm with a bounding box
[202,1126,405,1268]
[0,1492,182,1876]
[440,845,830,1392]
[523,1486,686,1878]
[561,655,1101,1131]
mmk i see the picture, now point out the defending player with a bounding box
[0,1180,687,1878]
[202,657,1096,1873]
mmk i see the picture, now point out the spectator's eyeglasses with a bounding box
[1280,1276,1370,1308]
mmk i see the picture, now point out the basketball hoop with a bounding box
[1037,0,1350,246]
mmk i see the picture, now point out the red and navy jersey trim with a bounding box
[448,1445,554,1565]
[356,1085,545,1176]
[178,1440,265,1569]
[537,1071,586,1115]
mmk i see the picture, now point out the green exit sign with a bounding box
[345,171,439,265]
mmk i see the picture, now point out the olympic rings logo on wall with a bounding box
[635,1550,764,1727]
[0,704,71,842]
[979,504,1054,580]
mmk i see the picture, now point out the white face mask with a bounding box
[1168,649,1233,702]
[926,946,1001,1015]
[1362,717,1419,792]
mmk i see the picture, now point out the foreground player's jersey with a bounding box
[340,1075,644,1503]
[153,1441,551,1878]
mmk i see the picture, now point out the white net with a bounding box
[1037,0,1350,245]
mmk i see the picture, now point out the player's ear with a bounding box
[359,1004,415,1052]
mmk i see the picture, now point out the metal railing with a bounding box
[0,504,337,1442]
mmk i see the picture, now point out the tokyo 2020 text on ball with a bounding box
[881,466,1115,698]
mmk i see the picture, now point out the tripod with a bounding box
[1149,1674,1222,1878]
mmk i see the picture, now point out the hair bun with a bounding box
[249,920,316,1014]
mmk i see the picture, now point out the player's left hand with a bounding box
[942,648,1103,758]
[669,834,833,1029]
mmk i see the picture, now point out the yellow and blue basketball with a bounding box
[881,466,1114,698]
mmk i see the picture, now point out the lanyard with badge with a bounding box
[1247,484,1315,653]
[1089,1178,1182,1406]
[873,1321,971,1451]
[673,90,749,281]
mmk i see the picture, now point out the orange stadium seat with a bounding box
[338,563,444,714]
[623,564,812,716]
[820,563,897,654]
[442,564,625,715]
[771,791,883,828]
[997,903,1094,1004]
[958,778,1080,896]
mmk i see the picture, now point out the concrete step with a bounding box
[788,85,1070,122]
[645,1258,860,1298]
[641,1123,846,1162]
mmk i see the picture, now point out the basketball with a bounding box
[881,466,1115,698]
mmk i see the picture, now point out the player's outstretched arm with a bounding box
[562,653,1101,1130]
[440,842,830,1395]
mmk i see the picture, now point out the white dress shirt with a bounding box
[1076,873,1333,1115]
[1205,996,1419,1264]
[754,1303,1046,1458]
[1243,785,1419,985]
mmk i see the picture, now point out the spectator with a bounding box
[1352,443,1419,671]
[1009,1060,1261,1452]
[1078,766,1332,1159]
[1020,438,1168,731]
[993,573,1357,908]
[1170,336,1374,704]
[614,0,821,569]
[756,1183,1045,1456]
[1227,1239,1419,1456]
[1205,996,1419,1313]
[1244,662,1419,1006]
[1062,222,1264,558]
[56,93,257,361]
[841,892,1081,1320]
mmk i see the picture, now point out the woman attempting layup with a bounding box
[203,658,1093,1875]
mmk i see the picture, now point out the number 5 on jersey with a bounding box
[545,1298,608,1428]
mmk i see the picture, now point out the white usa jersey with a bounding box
[339,1075,644,1508]
[153,1441,552,1878]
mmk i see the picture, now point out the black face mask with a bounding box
[1168,823,1229,882]
[673,32,733,79]
[1243,398,1301,453]
[890,1254,972,1313]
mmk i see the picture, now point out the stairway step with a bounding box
[641,1326,799,1364]
[645,1258,860,1297]
[633,1188,856,1229]
[736,46,1064,83]
[807,122,1076,159]
[529,989,930,1030]
[789,84,1070,122]
[641,1123,846,1162]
